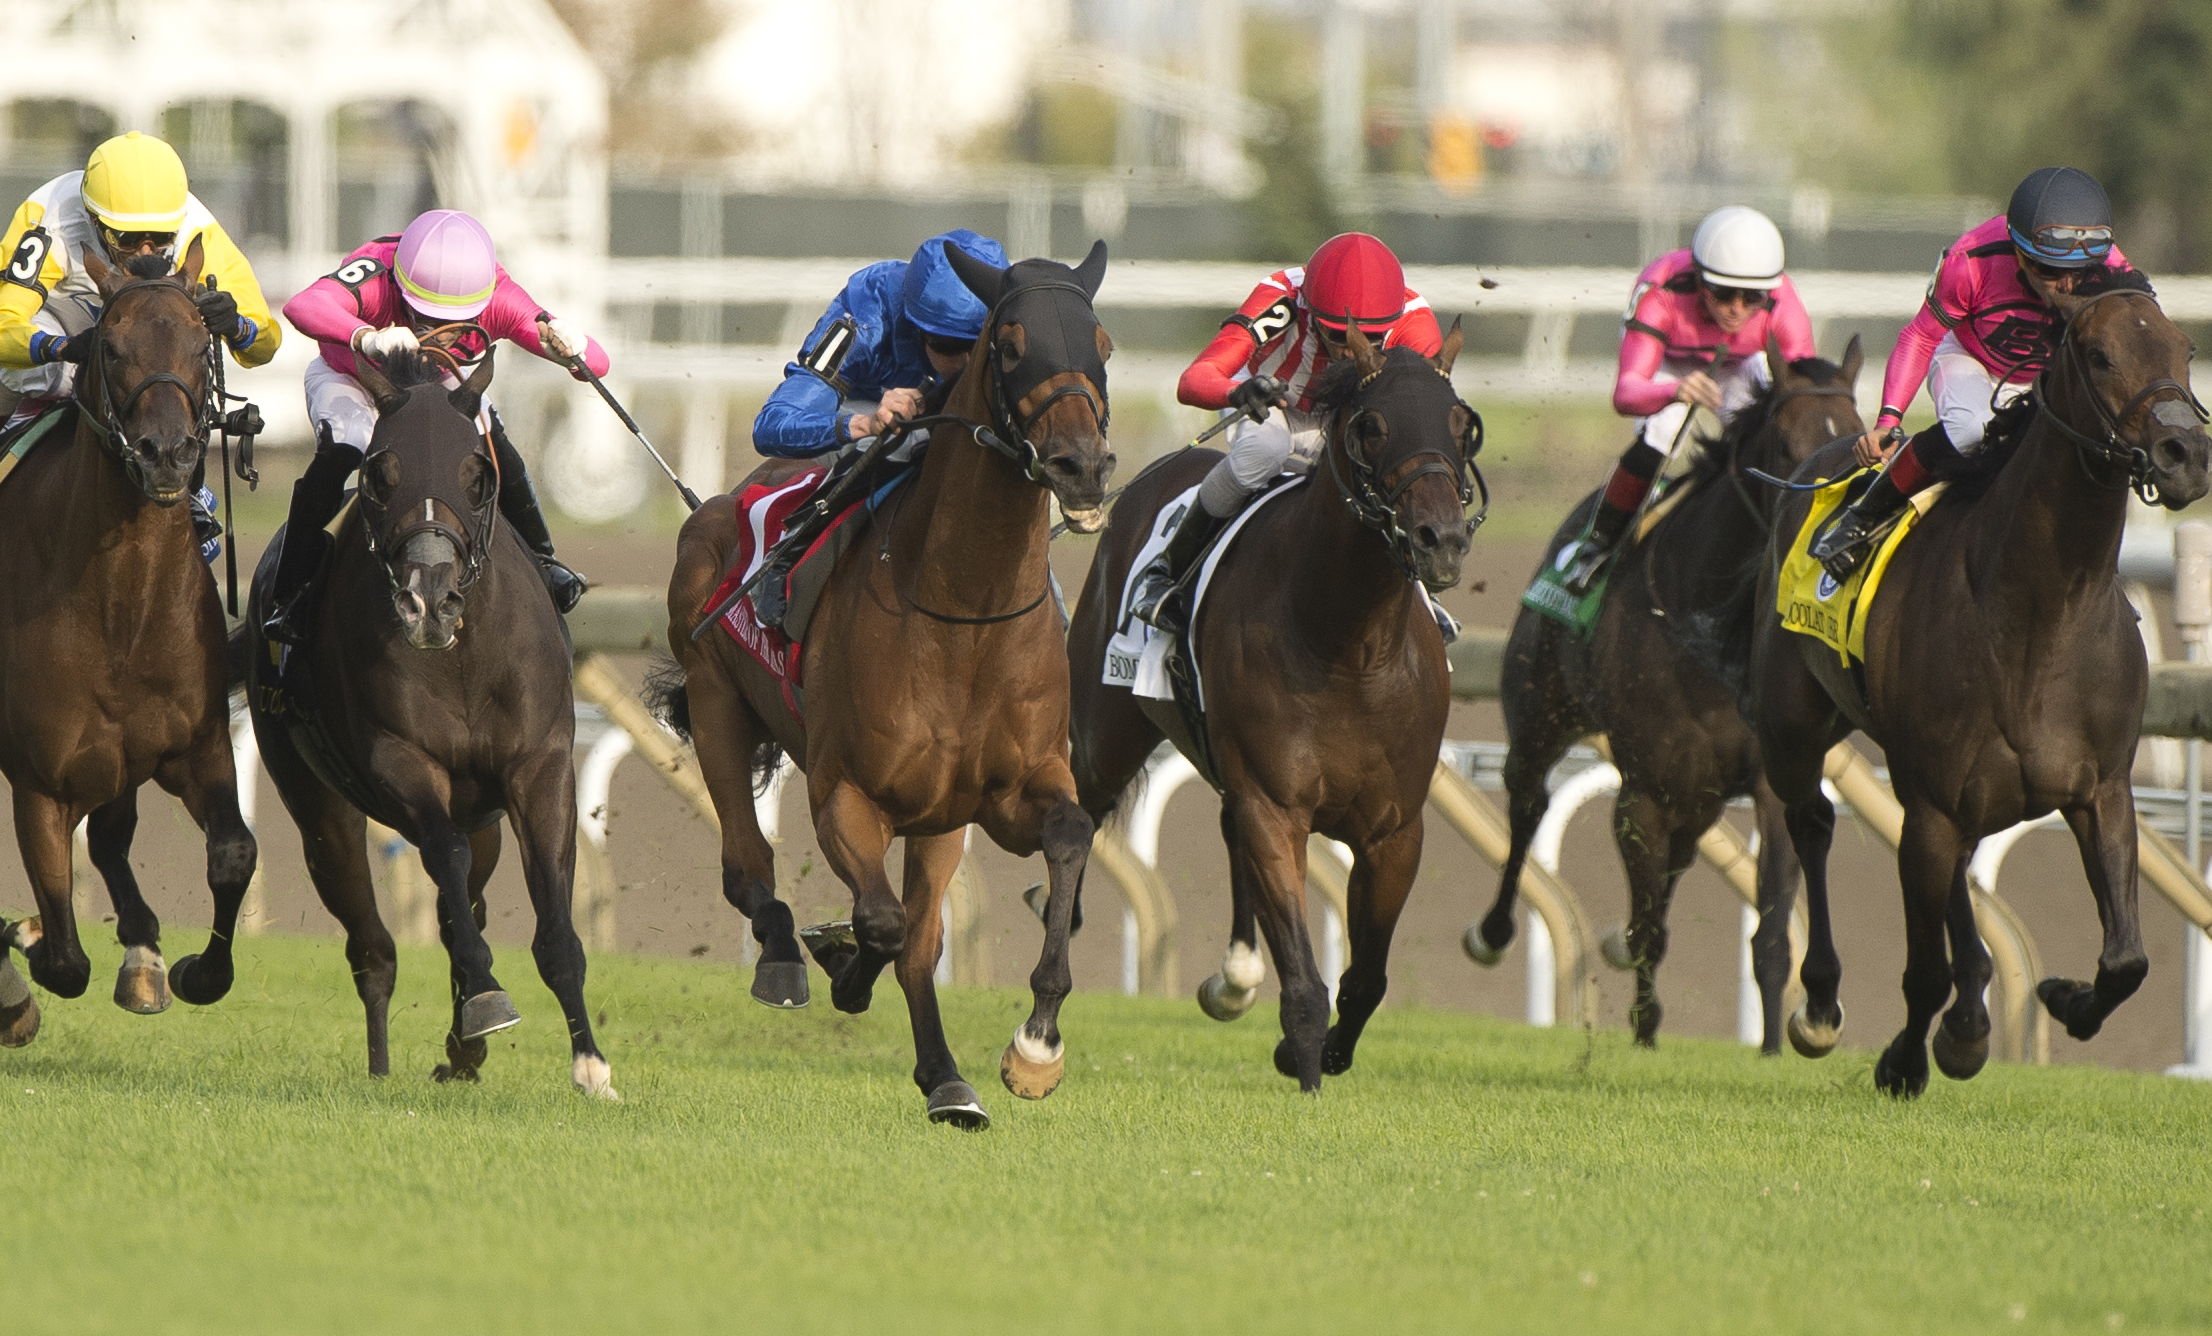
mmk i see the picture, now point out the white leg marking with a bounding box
[122,944,166,975]
[1222,940,1264,991]
[1012,1027,1064,1066]
[571,1053,621,1101]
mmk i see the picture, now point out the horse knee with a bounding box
[854,899,907,956]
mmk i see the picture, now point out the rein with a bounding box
[1322,360,1488,586]
[2035,290,2207,505]
[80,276,219,491]
[357,441,500,599]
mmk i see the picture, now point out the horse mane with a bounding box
[1679,354,1847,487]
[379,349,445,390]
[2074,265,2156,299]
[1308,345,1430,414]
[122,254,172,281]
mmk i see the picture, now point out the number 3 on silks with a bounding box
[5,229,51,290]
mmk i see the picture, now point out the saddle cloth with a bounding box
[698,463,896,719]
[0,401,74,491]
[1776,471,1945,666]
[1521,471,1702,635]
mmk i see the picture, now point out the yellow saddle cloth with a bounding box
[1775,473,1945,666]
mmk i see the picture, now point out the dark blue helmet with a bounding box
[901,229,1008,341]
[2007,167,2114,269]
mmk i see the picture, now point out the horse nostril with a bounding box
[439,593,466,622]
[1045,454,1082,479]
[395,591,425,623]
[2155,435,2192,471]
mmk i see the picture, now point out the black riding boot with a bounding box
[261,436,361,645]
[488,412,585,613]
[1562,438,1662,594]
[1128,503,1231,635]
[1809,464,1913,583]
[752,448,885,631]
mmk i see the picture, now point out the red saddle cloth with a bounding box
[697,464,867,719]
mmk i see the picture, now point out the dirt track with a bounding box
[1,519,2198,1076]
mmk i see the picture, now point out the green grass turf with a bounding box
[4,934,2208,1336]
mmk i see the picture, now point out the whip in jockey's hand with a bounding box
[850,385,924,440]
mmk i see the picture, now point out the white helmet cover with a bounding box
[1691,206,1785,290]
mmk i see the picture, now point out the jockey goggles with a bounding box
[2010,222,2113,266]
[99,225,176,257]
[1703,282,1769,308]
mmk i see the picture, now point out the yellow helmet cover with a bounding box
[81,131,190,233]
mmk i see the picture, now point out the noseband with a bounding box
[357,443,499,598]
[1324,360,1488,581]
[2038,289,2208,504]
[81,276,219,490]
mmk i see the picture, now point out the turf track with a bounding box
[5,934,2208,1335]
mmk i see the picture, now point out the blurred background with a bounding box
[12,0,2212,1071]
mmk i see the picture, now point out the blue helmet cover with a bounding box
[901,229,1008,340]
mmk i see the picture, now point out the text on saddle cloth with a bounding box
[1776,470,1947,667]
[1520,472,1703,636]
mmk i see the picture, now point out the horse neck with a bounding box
[1974,390,2131,603]
[893,371,1050,615]
[1281,441,1421,660]
[61,413,183,558]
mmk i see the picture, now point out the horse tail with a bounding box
[643,653,788,797]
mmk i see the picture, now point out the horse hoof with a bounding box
[1786,1004,1843,1059]
[1020,882,1084,936]
[1196,973,1257,1022]
[430,1062,481,1084]
[2037,976,2106,1040]
[571,1053,622,1101]
[1599,925,1636,972]
[1462,923,1506,967]
[113,949,171,1015]
[1321,1028,1354,1077]
[999,1027,1065,1100]
[167,953,232,1006]
[926,1081,990,1130]
[1931,1024,1989,1081]
[749,961,810,1009]
[2,917,41,952]
[0,957,38,1048]
[799,920,858,975]
[1874,1045,1928,1100]
[459,990,521,1041]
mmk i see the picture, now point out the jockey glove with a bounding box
[1229,374,1287,422]
[30,330,92,365]
[193,286,240,342]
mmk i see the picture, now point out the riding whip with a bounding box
[538,316,701,511]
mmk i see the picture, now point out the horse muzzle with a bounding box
[1406,520,1472,593]
[1039,442,1114,522]
[395,586,465,651]
[2147,429,2212,510]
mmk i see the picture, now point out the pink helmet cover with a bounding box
[395,210,498,319]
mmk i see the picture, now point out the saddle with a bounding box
[1776,468,1946,669]
[0,401,77,491]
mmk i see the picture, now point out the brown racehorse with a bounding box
[1470,339,1863,1052]
[0,241,255,1044]
[1066,326,1478,1091]
[1751,273,2212,1097]
[659,243,1114,1128]
[242,349,615,1096]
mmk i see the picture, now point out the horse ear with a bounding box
[1839,332,1864,386]
[82,244,119,298]
[944,243,1005,309]
[449,347,496,419]
[1432,316,1464,375]
[353,350,406,415]
[1073,239,1108,299]
[1765,332,1787,385]
[178,234,206,290]
[1344,315,1385,379]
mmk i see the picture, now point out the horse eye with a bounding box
[2086,347,2112,371]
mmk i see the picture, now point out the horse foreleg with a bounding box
[1000,788,1093,1101]
[263,723,394,1076]
[1748,780,1803,1057]
[687,675,806,1009]
[1934,860,1992,1081]
[2042,784,2148,1041]
[506,753,616,1100]
[1469,715,1575,966]
[1226,795,1325,1092]
[86,792,168,1014]
[390,771,512,1079]
[813,780,901,1015]
[157,733,258,1007]
[891,830,985,1128]
[1753,631,1850,1058]
[1198,802,1263,1022]
[1876,805,1967,1099]
[1321,818,1422,1076]
[11,788,90,998]
[1614,787,1691,1047]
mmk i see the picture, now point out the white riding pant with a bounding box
[304,356,492,453]
[1635,354,1772,454]
[1196,406,1326,518]
[1925,330,2028,456]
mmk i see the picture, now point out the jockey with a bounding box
[1560,205,1813,592]
[262,208,609,643]
[0,131,282,563]
[1812,166,2133,580]
[747,227,1009,628]
[1129,231,1443,632]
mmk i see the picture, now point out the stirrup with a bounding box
[1126,560,1178,631]
[1559,537,1613,596]
[262,594,313,647]
[538,558,586,614]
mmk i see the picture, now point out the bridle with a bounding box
[1323,356,1488,584]
[1722,376,1859,521]
[2035,288,2208,504]
[79,275,219,492]
[356,424,499,599]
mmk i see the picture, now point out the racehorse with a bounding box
[0,241,255,1044]
[1750,273,2211,1097]
[243,348,615,1097]
[658,243,1114,1128]
[1469,339,1864,1052]
[1066,323,1479,1091]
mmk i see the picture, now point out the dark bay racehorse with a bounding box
[1751,275,2211,1097]
[244,350,614,1096]
[1066,325,1479,1091]
[660,244,1114,1127]
[0,241,254,1044]
[1470,340,1863,1052]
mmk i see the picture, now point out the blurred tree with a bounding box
[547,0,743,166]
[1238,19,1344,263]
